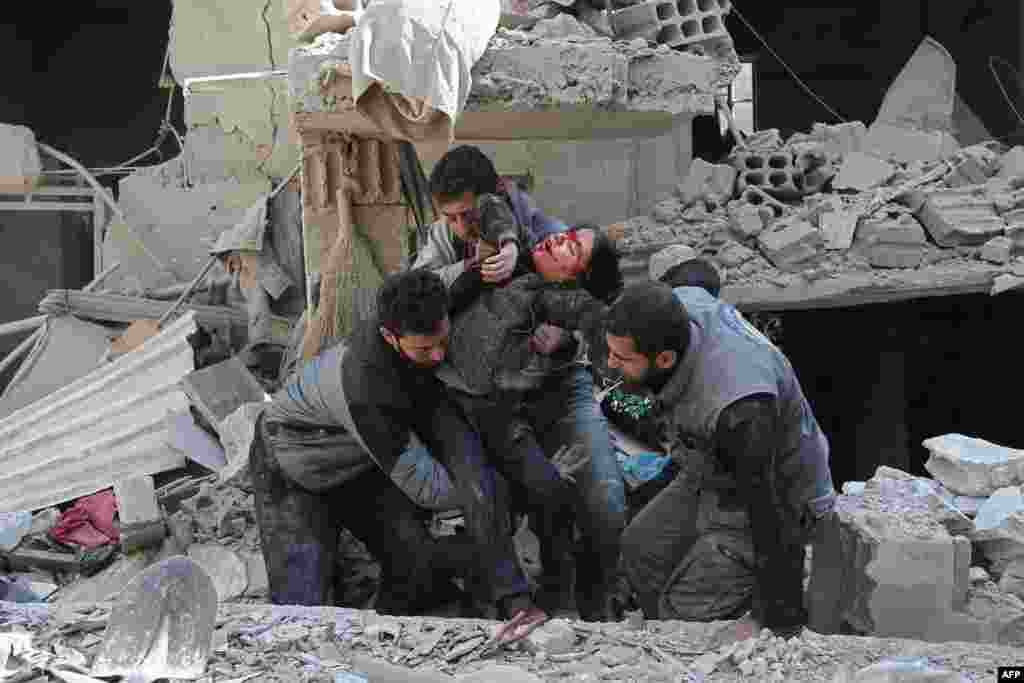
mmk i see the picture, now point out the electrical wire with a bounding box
[729,2,847,124]
[988,55,1024,128]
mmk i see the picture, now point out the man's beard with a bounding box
[621,362,675,395]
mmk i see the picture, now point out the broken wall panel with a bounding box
[0,316,112,420]
[0,313,198,513]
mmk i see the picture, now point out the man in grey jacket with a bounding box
[251,269,536,621]
[412,145,628,621]
[594,281,836,643]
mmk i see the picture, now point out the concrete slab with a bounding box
[923,433,1024,497]
[912,187,1006,248]
[971,487,1024,577]
[756,219,824,272]
[854,213,928,269]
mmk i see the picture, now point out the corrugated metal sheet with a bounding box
[0,312,198,513]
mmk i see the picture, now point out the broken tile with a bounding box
[923,434,1024,497]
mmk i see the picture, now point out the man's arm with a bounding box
[347,401,419,477]
[534,287,607,348]
[412,221,474,287]
[715,395,806,636]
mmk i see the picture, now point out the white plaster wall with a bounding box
[420,115,693,227]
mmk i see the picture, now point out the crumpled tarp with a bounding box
[48,489,120,548]
[348,0,500,143]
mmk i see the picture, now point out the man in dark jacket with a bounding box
[250,269,535,621]
[413,145,628,621]
[592,281,836,642]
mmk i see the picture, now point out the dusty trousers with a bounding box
[250,415,478,613]
[453,391,577,611]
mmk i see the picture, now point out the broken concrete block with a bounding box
[677,158,737,206]
[734,149,804,200]
[739,186,787,219]
[912,188,1006,247]
[863,123,959,165]
[806,483,969,641]
[188,543,248,601]
[794,149,835,195]
[962,581,1024,647]
[946,156,990,188]
[0,124,42,193]
[219,403,266,489]
[757,219,824,272]
[716,241,757,268]
[531,13,598,39]
[980,235,1014,264]
[182,357,267,427]
[923,434,1024,497]
[728,205,764,239]
[648,244,697,282]
[999,146,1024,179]
[809,120,867,160]
[113,476,164,552]
[610,0,731,49]
[833,151,894,191]
[242,551,269,597]
[523,618,577,655]
[854,213,927,269]
[971,487,1024,577]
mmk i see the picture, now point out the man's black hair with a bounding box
[575,224,623,304]
[606,282,690,357]
[377,269,449,337]
[659,257,722,297]
[428,145,501,203]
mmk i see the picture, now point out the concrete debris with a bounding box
[971,486,1024,577]
[167,412,229,472]
[807,471,976,642]
[113,475,166,553]
[183,357,268,427]
[912,186,1006,247]
[998,559,1024,601]
[218,402,267,488]
[609,0,732,51]
[854,213,928,269]
[728,205,765,240]
[756,219,824,271]
[0,512,32,552]
[677,158,738,207]
[529,13,597,39]
[923,433,1024,497]
[979,235,1014,264]
[522,618,577,655]
[832,152,894,192]
[998,146,1024,178]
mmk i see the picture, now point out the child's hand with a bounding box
[481,242,518,283]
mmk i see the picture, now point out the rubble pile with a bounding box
[1,600,1022,683]
[617,133,1024,295]
[825,434,1024,644]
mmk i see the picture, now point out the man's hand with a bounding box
[481,242,518,283]
[530,323,569,355]
[551,443,591,485]
[710,613,761,649]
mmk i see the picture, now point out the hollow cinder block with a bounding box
[734,150,805,200]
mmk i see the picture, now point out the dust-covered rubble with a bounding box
[614,126,1024,305]
[2,601,1023,683]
